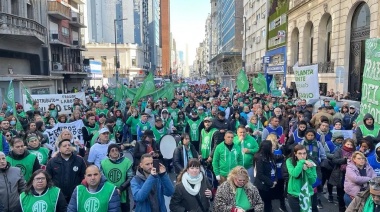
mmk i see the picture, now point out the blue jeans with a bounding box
[247,166,255,184]
[344,193,353,207]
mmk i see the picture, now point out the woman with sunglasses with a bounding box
[20,169,67,212]
[344,151,376,207]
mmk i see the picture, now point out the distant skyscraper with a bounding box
[178,51,184,63]
[133,0,142,45]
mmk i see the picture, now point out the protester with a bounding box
[200,116,218,163]
[356,113,380,144]
[88,127,111,168]
[133,130,161,169]
[346,176,380,211]
[173,133,200,175]
[26,133,50,166]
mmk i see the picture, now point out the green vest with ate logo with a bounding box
[100,158,132,203]
[29,147,49,165]
[187,119,202,142]
[359,124,380,138]
[200,128,217,159]
[20,186,60,212]
[77,182,116,212]
[6,153,36,182]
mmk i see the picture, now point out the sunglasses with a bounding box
[5,134,11,137]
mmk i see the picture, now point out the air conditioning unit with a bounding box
[73,40,79,45]
[72,17,78,22]
[53,62,63,71]
[253,21,257,25]
[52,33,58,39]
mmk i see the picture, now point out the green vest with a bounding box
[152,126,167,143]
[20,187,60,212]
[6,153,37,181]
[187,119,202,142]
[137,121,150,133]
[29,147,49,165]
[114,118,124,133]
[96,108,109,116]
[200,128,218,158]
[168,108,179,118]
[359,124,380,138]
[101,158,132,203]
[77,182,116,212]
[85,123,100,138]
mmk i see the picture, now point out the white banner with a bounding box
[293,63,320,100]
[331,130,354,139]
[43,120,85,148]
[23,92,86,115]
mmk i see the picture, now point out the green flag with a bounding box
[236,69,249,92]
[115,84,124,102]
[252,73,268,94]
[133,73,155,105]
[23,84,33,105]
[299,172,312,212]
[7,81,23,131]
[100,94,108,104]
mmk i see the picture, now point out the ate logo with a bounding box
[15,164,26,176]
[108,168,122,183]
[84,197,100,212]
[32,200,48,212]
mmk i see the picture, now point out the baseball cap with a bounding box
[324,98,330,102]
[204,117,212,122]
[98,127,110,134]
[349,105,356,109]
[198,106,204,110]
[155,117,163,122]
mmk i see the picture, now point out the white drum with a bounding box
[160,135,177,159]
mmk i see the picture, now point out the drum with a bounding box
[160,135,177,159]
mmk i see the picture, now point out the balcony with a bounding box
[69,12,86,28]
[71,39,87,51]
[51,62,88,75]
[48,1,71,20]
[49,30,71,46]
[0,13,46,43]
[287,61,335,74]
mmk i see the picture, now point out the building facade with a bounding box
[286,0,379,95]
[160,0,170,76]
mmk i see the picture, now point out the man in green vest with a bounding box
[200,117,218,163]
[67,165,120,212]
[185,110,202,151]
[151,117,168,144]
[167,101,180,118]
[82,112,99,149]
[101,144,133,212]
[233,125,259,183]
[161,109,175,134]
[6,137,40,181]
[26,134,49,166]
[197,106,206,120]
[356,113,380,144]
[137,113,151,141]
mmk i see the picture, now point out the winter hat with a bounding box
[332,131,344,141]
[107,143,121,157]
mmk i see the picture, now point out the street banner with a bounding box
[23,92,86,115]
[43,120,84,148]
[293,63,320,100]
[356,38,380,125]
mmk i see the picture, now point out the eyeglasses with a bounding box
[5,134,11,137]
[34,177,46,182]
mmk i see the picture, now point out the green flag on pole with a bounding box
[299,172,312,212]
[236,69,249,92]
[23,84,33,105]
[7,81,23,131]
[252,73,268,94]
[133,72,155,105]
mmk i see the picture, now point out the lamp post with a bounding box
[114,18,128,83]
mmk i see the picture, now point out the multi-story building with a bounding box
[286,0,379,95]
[48,0,88,91]
[148,0,161,74]
[265,0,288,87]
[0,0,62,100]
[208,0,244,79]
[160,0,170,76]
[83,43,144,81]
[244,0,267,74]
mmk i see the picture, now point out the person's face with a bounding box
[353,154,366,167]
[109,147,120,160]
[344,141,354,149]
[360,143,369,153]
[233,175,247,187]
[274,109,282,116]
[271,118,279,127]
[365,118,374,125]
[29,123,36,131]
[85,167,101,188]
[140,157,153,174]
[182,136,190,146]
[371,188,380,205]
[234,113,240,119]
[155,121,163,127]
[141,115,148,122]
[296,149,307,160]
[305,132,315,141]
[334,122,342,129]
[32,173,47,191]
[99,116,106,123]
[319,123,329,132]
[189,100,194,105]
[301,100,306,106]
[237,128,246,140]
[28,138,40,148]
[59,141,72,155]
[250,117,257,124]
[35,116,42,122]
[61,131,71,140]
[88,116,96,125]
[298,124,307,131]
[99,132,109,143]
[12,141,25,155]
[4,132,11,141]
[224,133,234,145]
[0,155,6,168]
[1,121,9,129]
[34,103,39,109]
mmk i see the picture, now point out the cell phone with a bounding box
[153,159,160,171]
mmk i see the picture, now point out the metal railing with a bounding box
[48,1,71,18]
[0,12,46,37]
[49,30,71,45]
[287,61,335,74]
[70,11,85,27]
[52,62,85,72]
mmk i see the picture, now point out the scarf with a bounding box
[181,172,203,196]
[340,147,354,171]
[183,145,189,168]
[303,139,319,160]
[17,111,27,118]
[317,129,326,145]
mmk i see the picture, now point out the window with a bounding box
[132,58,136,66]
[62,27,69,36]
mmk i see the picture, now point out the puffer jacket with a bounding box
[344,160,376,197]
[213,180,264,212]
[0,162,25,212]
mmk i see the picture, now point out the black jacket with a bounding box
[46,153,86,202]
[169,173,212,212]
[254,154,280,191]
[173,144,199,174]
[211,118,230,144]
[133,140,161,169]
[229,117,247,132]
[329,148,347,187]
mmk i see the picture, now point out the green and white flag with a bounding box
[299,172,312,212]
[133,72,155,106]
[7,81,23,131]
[236,69,249,92]
[23,84,33,106]
[252,73,268,94]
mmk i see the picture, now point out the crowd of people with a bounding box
[0,83,379,212]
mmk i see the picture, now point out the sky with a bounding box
[170,0,211,64]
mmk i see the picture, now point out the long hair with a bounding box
[254,140,273,162]
[291,144,307,166]
[176,158,202,184]
[25,169,54,195]
[226,166,252,193]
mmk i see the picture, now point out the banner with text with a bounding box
[293,63,320,100]
[358,38,380,125]
[23,92,86,115]
[43,120,84,147]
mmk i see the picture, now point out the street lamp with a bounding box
[114,18,128,83]
[235,16,247,71]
